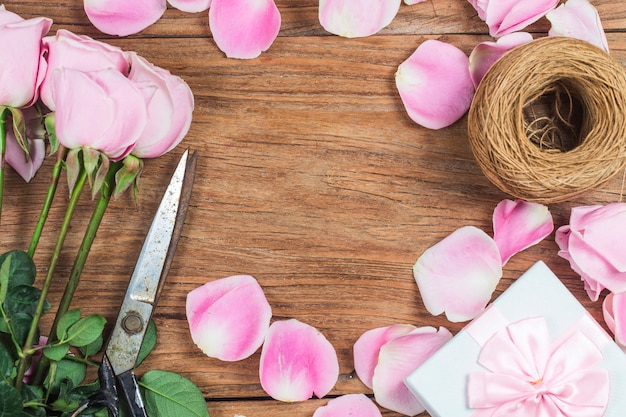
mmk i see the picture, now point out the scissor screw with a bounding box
[122,312,144,335]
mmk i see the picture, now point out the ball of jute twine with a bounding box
[468,37,626,203]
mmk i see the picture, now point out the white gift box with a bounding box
[405,261,626,417]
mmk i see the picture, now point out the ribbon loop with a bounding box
[468,316,609,417]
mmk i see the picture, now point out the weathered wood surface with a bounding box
[2,1,626,416]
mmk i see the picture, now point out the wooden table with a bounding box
[2,1,626,416]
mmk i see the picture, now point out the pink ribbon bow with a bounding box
[468,316,609,417]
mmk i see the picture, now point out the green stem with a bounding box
[28,147,68,257]
[32,161,121,386]
[0,107,7,225]
[15,167,88,391]
[49,161,120,341]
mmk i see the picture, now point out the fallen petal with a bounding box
[603,292,626,350]
[395,40,475,130]
[313,394,382,417]
[209,0,281,59]
[319,0,401,38]
[468,32,533,88]
[413,226,502,322]
[492,199,553,265]
[475,0,559,37]
[353,324,417,389]
[547,0,608,52]
[373,327,452,416]
[83,0,167,36]
[404,0,426,5]
[186,275,272,361]
[168,0,212,12]
[260,319,338,402]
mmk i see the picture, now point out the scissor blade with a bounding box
[106,149,197,375]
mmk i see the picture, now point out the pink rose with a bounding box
[51,68,147,160]
[127,53,194,158]
[556,203,626,301]
[41,29,129,110]
[0,6,52,108]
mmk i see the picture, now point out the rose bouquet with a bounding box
[0,6,208,416]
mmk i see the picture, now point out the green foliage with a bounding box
[135,320,157,368]
[141,370,210,417]
[0,250,206,416]
[0,380,23,416]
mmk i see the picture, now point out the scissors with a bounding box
[70,149,198,417]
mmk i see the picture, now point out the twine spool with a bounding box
[468,37,626,203]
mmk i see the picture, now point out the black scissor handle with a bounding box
[117,369,148,417]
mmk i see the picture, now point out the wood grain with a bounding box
[2,1,626,416]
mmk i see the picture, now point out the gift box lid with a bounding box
[405,261,626,417]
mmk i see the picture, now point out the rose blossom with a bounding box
[127,53,194,159]
[556,203,626,301]
[41,29,129,110]
[0,6,52,108]
[51,68,147,161]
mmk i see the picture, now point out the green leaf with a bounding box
[43,342,70,362]
[0,380,23,416]
[56,309,81,341]
[141,370,209,417]
[136,320,156,367]
[20,383,43,403]
[45,359,86,395]
[10,312,37,347]
[0,254,11,304]
[0,341,15,379]
[19,407,46,417]
[0,251,36,293]
[79,333,103,357]
[66,315,106,347]
[4,285,41,319]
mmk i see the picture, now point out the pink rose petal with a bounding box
[168,0,212,12]
[260,319,338,402]
[469,0,558,37]
[209,0,281,59]
[395,40,475,130]
[413,226,502,322]
[468,32,533,88]
[313,394,382,417]
[547,0,608,52]
[318,0,401,38]
[492,199,553,265]
[83,0,167,36]
[353,324,417,389]
[404,0,426,5]
[603,292,626,350]
[186,275,272,361]
[372,327,452,416]
[4,129,45,183]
